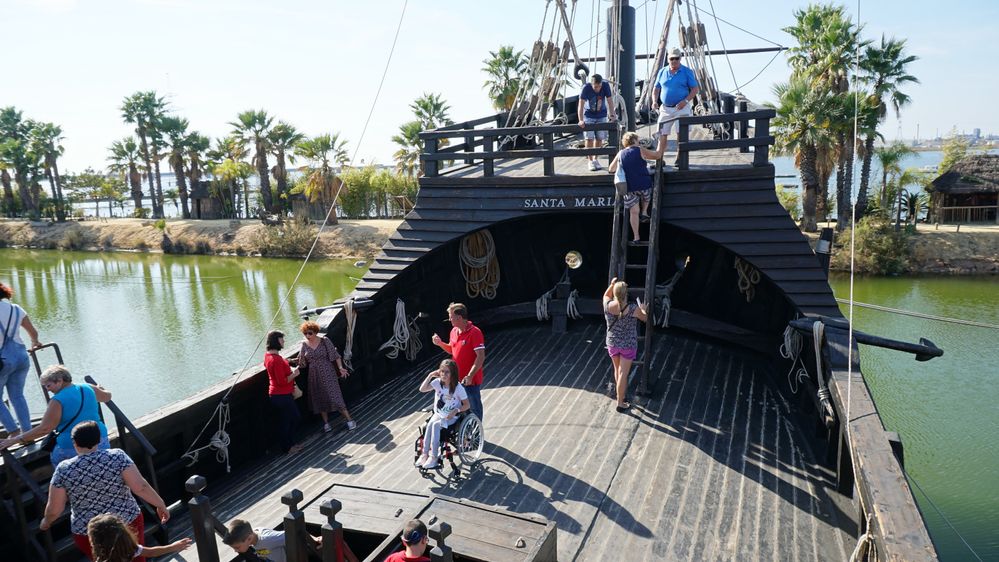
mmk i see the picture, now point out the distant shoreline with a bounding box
[0,218,400,260]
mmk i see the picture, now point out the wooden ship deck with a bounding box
[0,107,939,561]
[165,322,854,561]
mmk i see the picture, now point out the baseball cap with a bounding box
[668,48,682,59]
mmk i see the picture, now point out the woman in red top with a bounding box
[264,330,303,454]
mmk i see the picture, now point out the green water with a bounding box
[1,249,994,560]
[829,275,998,561]
[0,248,360,422]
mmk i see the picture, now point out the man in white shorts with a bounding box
[653,48,700,166]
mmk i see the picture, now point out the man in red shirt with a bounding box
[385,519,431,562]
[431,302,485,423]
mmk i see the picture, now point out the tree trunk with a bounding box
[129,164,143,211]
[243,179,250,218]
[256,145,273,213]
[174,160,191,219]
[30,180,42,219]
[856,135,875,218]
[800,145,819,233]
[46,168,61,218]
[837,136,855,230]
[108,197,114,218]
[138,126,161,218]
[15,172,37,219]
[1,169,14,216]
[153,160,165,217]
[275,151,287,212]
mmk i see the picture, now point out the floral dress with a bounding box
[299,336,347,413]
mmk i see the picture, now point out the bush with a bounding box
[59,227,90,250]
[831,217,911,275]
[252,219,317,257]
[98,233,115,250]
[133,238,149,251]
[132,207,150,219]
[776,184,801,221]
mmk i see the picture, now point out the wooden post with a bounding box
[836,430,855,497]
[424,138,439,178]
[464,133,475,165]
[753,117,770,166]
[483,135,495,177]
[321,499,345,562]
[543,132,555,176]
[738,99,749,153]
[428,521,454,562]
[722,95,735,142]
[607,124,620,167]
[815,228,834,274]
[677,123,690,170]
[185,475,221,562]
[282,489,308,562]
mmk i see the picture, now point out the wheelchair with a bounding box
[413,410,484,477]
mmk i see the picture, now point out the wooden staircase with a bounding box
[608,159,664,396]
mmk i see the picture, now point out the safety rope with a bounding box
[343,298,356,369]
[706,0,739,94]
[779,324,809,395]
[834,298,999,330]
[654,262,687,327]
[733,256,760,302]
[459,230,500,300]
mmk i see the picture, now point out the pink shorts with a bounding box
[607,346,637,360]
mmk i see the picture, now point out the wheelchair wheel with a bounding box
[456,414,484,465]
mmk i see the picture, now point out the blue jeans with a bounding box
[51,434,110,466]
[0,345,32,433]
[465,385,483,424]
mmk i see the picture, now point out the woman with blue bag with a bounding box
[608,132,663,243]
[0,282,43,439]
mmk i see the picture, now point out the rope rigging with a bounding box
[733,256,761,302]
[343,298,357,369]
[378,298,422,361]
[459,229,500,300]
[178,0,410,469]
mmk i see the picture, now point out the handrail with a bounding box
[83,375,158,457]
[675,108,775,170]
[28,343,64,403]
[2,448,57,561]
[419,121,616,141]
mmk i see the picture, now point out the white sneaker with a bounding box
[588,160,598,171]
[323,423,331,433]
[422,456,439,469]
[347,420,357,431]
[416,453,429,467]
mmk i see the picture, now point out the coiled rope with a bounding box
[378,299,422,361]
[811,320,836,426]
[181,401,231,472]
[567,289,582,320]
[460,230,500,300]
[779,324,809,395]
[536,287,554,321]
[343,298,357,369]
[848,513,875,562]
[734,256,760,302]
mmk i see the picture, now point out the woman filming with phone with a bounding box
[603,278,648,413]
[416,359,469,469]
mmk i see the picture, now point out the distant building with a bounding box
[929,154,999,223]
[973,128,981,140]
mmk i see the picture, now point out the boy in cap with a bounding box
[385,519,431,562]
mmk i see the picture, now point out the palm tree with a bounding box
[30,122,67,221]
[164,188,180,214]
[295,134,344,225]
[0,162,14,216]
[483,46,528,111]
[392,120,423,177]
[410,93,453,131]
[159,116,192,219]
[208,135,252,218]
[0,107,40,218]
[121,91,168,218]
[185,132,211,214]
[268,122,304,211]
[107,137,145,213]
[875,142,914,211]
[229,110,275,213]
[856,36,919,218]
[770,78,838,232]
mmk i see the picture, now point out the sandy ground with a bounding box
[0,218,402,259]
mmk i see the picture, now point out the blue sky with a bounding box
[2,0,996,173]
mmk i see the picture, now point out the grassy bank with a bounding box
[0,218,401,259]
[826,223,999,275]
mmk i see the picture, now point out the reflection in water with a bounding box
[0,249,359,426]
[830,275,999,561]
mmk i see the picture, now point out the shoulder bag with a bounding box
[0,305,13,371]
[41,386,86,453]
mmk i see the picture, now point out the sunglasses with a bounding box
[669,57,680,61]
[303,331,316,336]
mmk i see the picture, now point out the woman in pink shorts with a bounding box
[603,278,648,412]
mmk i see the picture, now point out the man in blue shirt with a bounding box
[577,73,616,171]
[653,48,699,163]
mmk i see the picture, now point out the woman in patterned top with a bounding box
[298,321,356,433]
[41,421,170,562]
[603,278,648,412]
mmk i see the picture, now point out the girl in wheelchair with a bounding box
[416,359,470,469]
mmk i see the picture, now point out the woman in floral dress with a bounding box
[298,321,356,432]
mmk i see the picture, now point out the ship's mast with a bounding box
[608,0,637,130]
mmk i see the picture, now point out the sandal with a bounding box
[616,402,632,413]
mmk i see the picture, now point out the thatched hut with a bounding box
[189,180,227,219]
[930,154,999,223]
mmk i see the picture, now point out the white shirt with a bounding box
[0,301,26,346]
[430,379,468,423]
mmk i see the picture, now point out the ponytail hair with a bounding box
[612,281,629,318]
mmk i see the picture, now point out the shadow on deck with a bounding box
[166,321,854,561]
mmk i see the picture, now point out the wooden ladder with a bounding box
[608,159,664,396]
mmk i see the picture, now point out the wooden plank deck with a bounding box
[164,321,854,562]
